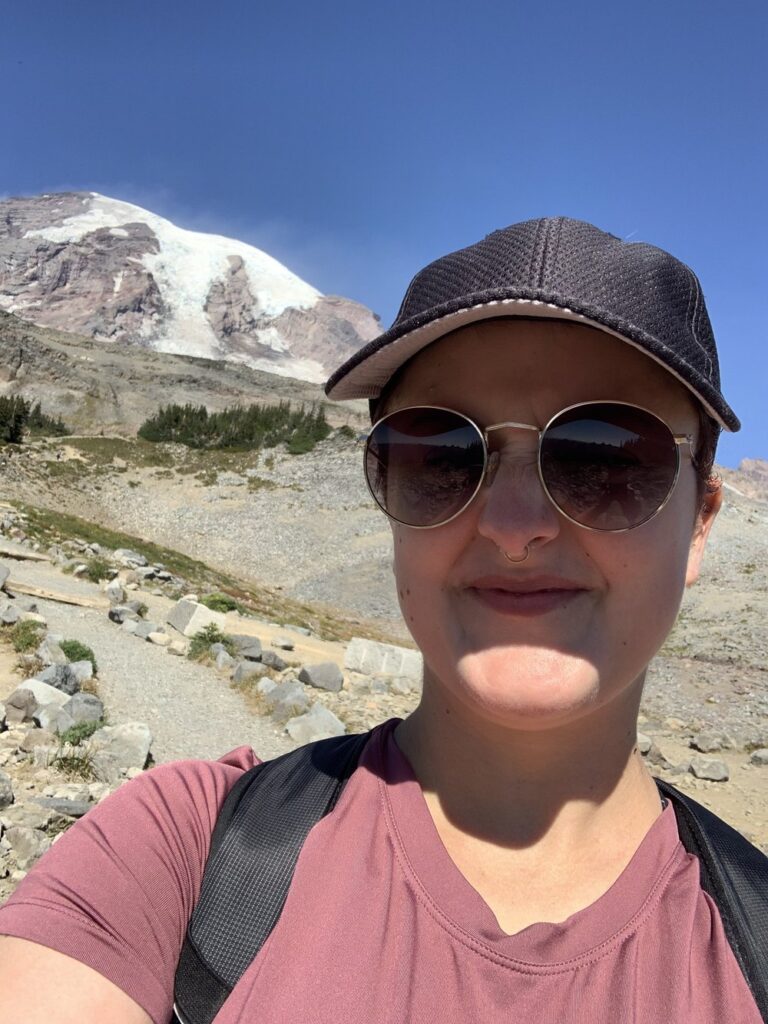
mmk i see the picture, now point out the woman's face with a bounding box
[385,319,720,731]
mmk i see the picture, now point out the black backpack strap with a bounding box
[656,778,768,1021]
[172,731,371,1024]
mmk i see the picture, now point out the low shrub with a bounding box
[84,556,112,584]
[60,639,98,675]
[51,747,97,781]
[59,719,105,746]
[8,619,45,653]
[199,592,239,614]
[188,623,237,662]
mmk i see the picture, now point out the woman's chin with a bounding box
[447,647,609,729]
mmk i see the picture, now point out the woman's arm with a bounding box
[0,936,153,1024]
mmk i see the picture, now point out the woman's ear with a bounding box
[685,479,723,587]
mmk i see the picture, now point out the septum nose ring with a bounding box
[503,545,530,563]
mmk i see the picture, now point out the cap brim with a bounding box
[325,298,739,431]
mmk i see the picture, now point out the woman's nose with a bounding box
[475,448,561,555]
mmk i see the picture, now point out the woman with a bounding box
[0,216,765,1023]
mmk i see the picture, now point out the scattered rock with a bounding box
[166,599,226,638]
[285,703,346,744]
[148,631,171,647]
[298,662,343,693]
[62,692,104,725]
[114,548,148,568]
[167,639,188,657]
[89,723,153,783]
[749,749,768,766]
[0,604,21,625]
[344,637,422,681]
[35,705,76,734]
[262,679,310,723]
[0,770,13,810]
[689,756,730,782]
[33,797,91,818]
[4,827,51,871]
[0,563,10,590]
[232,661,269,684]
[104,579,127,605]
[690,732,724,754]
[231,635,263,661]
[261,650,288,671]
[109,604,140,625]
[215,648,235,671]
[3,688,38,726]
[17,678,72,710]
[271,636,295,651]
[36,663,81,696]
[36,637,67,667]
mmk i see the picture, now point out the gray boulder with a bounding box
[0,770,13,810]
[231,635,263,661]
[3,688,38,725]
[114,548,148,567]
[62,692,104,725]
[215,648,235,671]
[271,637,295,651]
[689,756,729,782]
[232,661,269,685]
[749,748,768,766]
[4,826,51,871]
[90,723,153,783]
[0,603,21,625]
[262,679,310,723]
[298,662,343,693]
[33,797,91,818]
[261,650,288,671]
[133,620,160,641]
[286,704,346,745]
[68,660,95,685]
[36,637,68,667]
[109,604,140,625]
[690,732,724,754]
[36,663,80,696]
[0,563,10,590]
[104,579,127,605]
[166,599,226,638]
[35,705,76,734]
[344,637,423,681]
[15,678,71,710]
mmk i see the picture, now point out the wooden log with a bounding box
[5,580,108,610]
[0,546,50,563]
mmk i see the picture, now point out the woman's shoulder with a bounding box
[0,745,261,1024]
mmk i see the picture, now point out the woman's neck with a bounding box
[394,676,662,852]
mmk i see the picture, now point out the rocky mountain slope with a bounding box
[0,310,368,434]
[0,192,380,382]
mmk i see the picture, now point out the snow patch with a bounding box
[23,193,323,367]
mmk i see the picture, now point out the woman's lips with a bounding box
[466,577,588,617]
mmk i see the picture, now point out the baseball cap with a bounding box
[324,216,740,431]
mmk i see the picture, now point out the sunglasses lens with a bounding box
[365,408,486,527]
[540,404,680,530]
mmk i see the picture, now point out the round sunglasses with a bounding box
[364,402,693,532]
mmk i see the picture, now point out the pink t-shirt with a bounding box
[0,720,761,1023]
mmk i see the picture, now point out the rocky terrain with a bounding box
[0,192,380,382]
[0,309,369,434]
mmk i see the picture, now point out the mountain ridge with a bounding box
[0,191,380,382]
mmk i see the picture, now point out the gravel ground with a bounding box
[2,559,293,765]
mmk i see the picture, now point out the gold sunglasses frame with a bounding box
[364,400,693,533]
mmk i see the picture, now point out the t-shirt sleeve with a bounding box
[0,744,259,1024]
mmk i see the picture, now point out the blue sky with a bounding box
[2,0,766,465]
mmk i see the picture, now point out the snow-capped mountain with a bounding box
[0,192,380,382]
